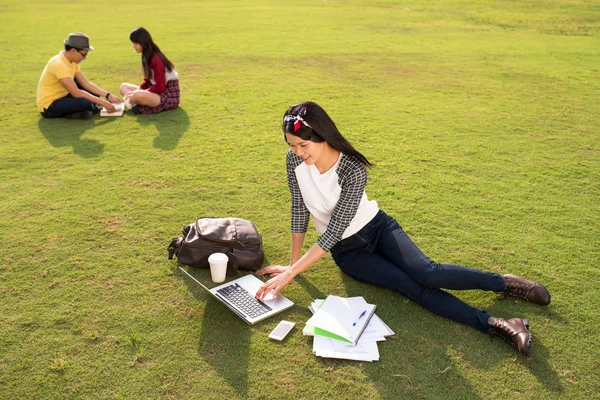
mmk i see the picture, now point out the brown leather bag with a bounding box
[168,217,264,275]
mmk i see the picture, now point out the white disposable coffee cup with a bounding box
[208,253,229,283]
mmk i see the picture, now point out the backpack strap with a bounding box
[225,250,239,276]
[168,237,182,260]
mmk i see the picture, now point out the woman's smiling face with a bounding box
[285,133,326,165]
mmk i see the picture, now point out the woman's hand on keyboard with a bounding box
[255,268,294,301]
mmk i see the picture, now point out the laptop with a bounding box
[178,267,294,325]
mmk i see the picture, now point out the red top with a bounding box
[139,54,167,94]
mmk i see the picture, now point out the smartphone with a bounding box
[268,320,295,341]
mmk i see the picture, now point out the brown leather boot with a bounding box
[503,274,551,305]
[488,317,532,356]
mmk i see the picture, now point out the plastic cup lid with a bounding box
[208,253,229,263]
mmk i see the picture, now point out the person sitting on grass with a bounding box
[120,27,180,115]
[37,33,121,120]
[255,101,551,357]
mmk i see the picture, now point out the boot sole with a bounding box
[523,332,532,356]
[522,319,532,356]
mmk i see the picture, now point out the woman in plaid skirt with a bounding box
[120,27,180,114]
[254,101,552,356]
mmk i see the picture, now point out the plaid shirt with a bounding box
[287,150,375,252]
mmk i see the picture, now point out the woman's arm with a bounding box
[255,154,369,300]
[139,78,151,90]
[290,232,305,266]
[256,232,305,278]
[316,157,368,252]
[255,241,326,301]
[146,56,167,94]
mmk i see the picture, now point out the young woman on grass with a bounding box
[255,101,551,356]
[120,27,180,115]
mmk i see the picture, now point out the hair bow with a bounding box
[284,108,311,132]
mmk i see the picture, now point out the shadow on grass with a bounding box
[38,117,115,158]
[177,265,251,398]
[485,299,565,394]
[333,274,483,398]
[135,107,189,150]
[336,273,564,398]
[293,274,326,301]
[525,336,564,393]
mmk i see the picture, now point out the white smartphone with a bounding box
[268,320,295,341]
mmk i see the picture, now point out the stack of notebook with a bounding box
[304,296,394,362]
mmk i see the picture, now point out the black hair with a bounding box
[64,44,77,51]
[282,101,373,168]
[129,27,174,78]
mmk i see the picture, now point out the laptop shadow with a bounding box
[178,266,251,398]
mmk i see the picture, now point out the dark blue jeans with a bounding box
[41,94,100,118]
[330,210,506,332]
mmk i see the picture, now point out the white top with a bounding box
[289,151,379,250]
[149,68,179,85]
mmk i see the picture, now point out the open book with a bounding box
[100,102,124,117]
[303,295,376,346]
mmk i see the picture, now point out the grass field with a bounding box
[1,0,599,399]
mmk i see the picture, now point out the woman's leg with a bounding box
[376,214,506,291]
[129,89,161,107]
[332,213,533,354]
[119,83,139,97]
[332,247,492,332]
[134,80,180,115]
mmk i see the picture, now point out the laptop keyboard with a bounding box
[216,283,272,319]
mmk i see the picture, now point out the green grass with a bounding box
[1,0,599,398]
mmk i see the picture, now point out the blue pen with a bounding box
[352,310,367,326]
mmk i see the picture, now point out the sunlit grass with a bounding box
[0,0,598,399]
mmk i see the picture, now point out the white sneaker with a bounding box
[124,98,133,110]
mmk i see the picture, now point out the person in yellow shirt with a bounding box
[37,33,121,120]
